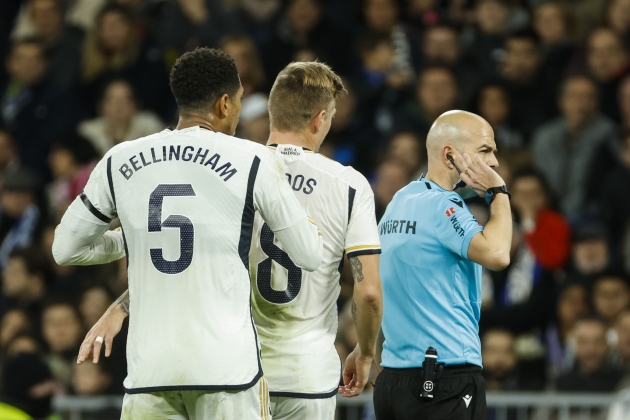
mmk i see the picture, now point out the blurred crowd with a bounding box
[3,0,630,417]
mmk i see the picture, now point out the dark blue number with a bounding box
[148,184,196,274]
[256,223,302,304]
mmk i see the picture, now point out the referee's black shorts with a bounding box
[373,364,486,420]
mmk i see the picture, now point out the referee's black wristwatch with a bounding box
[485,186,511,205]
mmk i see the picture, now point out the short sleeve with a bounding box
[434,194,483,259]
[345,173,381,258]
[253,148,307,231]
[81,154,117,221]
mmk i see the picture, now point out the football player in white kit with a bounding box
[53,48,323,420]
[77,62,383,419]
[252,62,383,418]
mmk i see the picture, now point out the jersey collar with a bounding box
[268,143,312,152]
[419,174,446,191]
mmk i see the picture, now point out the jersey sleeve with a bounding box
[253,149,323,272]
[82,153,117,220]
[345,173,381,258]
[434,194,484,259]
[52,154,125,266]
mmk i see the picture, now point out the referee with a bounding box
[373,110,512,420]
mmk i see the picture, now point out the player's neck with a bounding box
[267,130,318,152]
[175,115,223,134]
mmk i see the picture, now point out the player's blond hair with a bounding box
[269,62,345,132]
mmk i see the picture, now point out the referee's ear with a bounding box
[444,146,456,169]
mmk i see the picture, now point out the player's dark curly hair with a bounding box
[169,48,241,115]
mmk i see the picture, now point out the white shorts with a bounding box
[121,377,271,420]
[270,395,336,420]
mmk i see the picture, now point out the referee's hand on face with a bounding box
[456,153,505,196]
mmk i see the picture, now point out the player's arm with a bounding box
[254,152,323,271]
[339,174,383,397]
[458,153,512,270]
[53,200,125,266]
[78,290,129,364]
[350,255,382,359]
[53,156,123,266]
[340,254,383,398]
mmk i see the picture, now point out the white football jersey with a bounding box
[77,127,322,393]
[249,144,381,397]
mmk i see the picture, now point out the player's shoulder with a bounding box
[307,153,370,190]
[215,133,275,159]
[104,129,170,159]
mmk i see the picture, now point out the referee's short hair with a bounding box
[268,61,345,132]
[169,47,240,116]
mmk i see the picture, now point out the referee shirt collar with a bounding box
[419,174,446,192]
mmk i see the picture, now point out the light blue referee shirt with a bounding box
[379,177,484,368]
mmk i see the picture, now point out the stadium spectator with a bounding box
[26,0,84,91]
[5,332,40,357]
[73,360,112,395]
[533,2,574,46]
[510,168,571,270]
[479,221,556,334]
[0,248,49,324]
[499,30,556,139]
[262,0,352,83]
[555,0,606,41]
[78,79,164,156]
[1,38,82,173]
[11,0,106,37]
[220,35,266,98]
[533,2,576,103]
[0,130,19,184]
[361,0,417,76]
[47,133,99,220]
[78,286,113,332]
[567,222,612,286]
[473,83,523,149]
[355,31,411,97]
[532,75,615,217]
[41,300,83,389]
[157,0,241,58]
[81,4,171,120]
[421,24,481,106]
[397,66,458,138]
[586,27,630,122]
[353,31,411,152]
[482,328,543,390]
[465,0,510,79]
[236,92,270,146]
[383,132,425,179]
[0,352,58,419]
[606,0,630,46]
[373,159,412,221]
[593,273,630,331]
[545,282,590,375]
[405,0,446,32]
[0,168,43,268]
[0,308,31,350]
[556,317,625,392]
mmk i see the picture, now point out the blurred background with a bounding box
[2,0,630,419]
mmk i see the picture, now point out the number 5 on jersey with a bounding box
[148,184,196,274]
[256,223,302,304]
